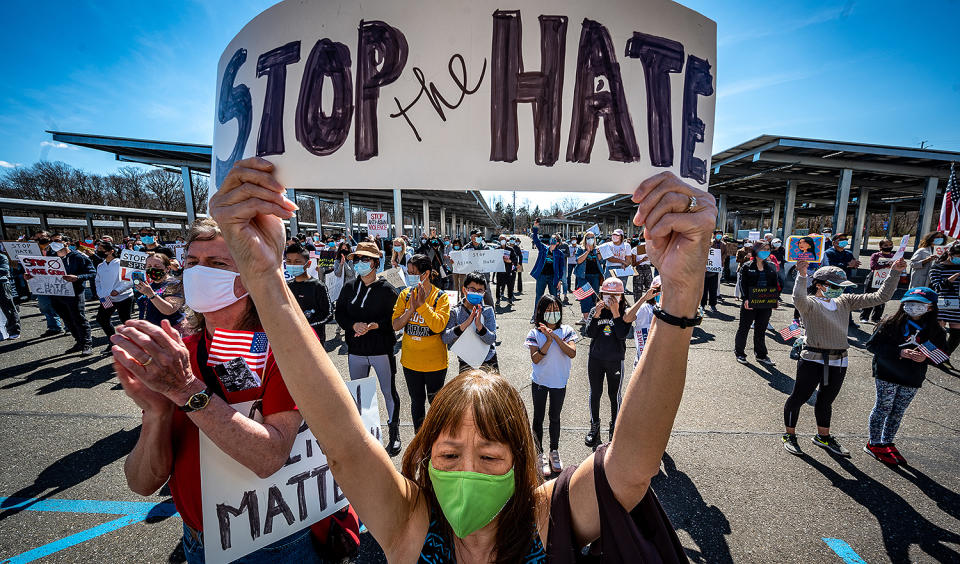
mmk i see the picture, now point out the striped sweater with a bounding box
[793,271,899,355]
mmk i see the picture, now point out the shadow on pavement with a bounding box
[653,453,733,564]
[889,464,960,523]
[742,363,815,406]
[801,454,960,563]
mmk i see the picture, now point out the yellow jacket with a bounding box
[392,285,451,371]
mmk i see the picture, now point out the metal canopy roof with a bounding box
[45,131,497,227]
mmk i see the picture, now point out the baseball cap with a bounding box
[613,229,624,236]
[347,241,382,260]
[812,265,856,287]
[601,277,625,294]
[901,286,936,304]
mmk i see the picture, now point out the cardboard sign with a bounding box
[366,212,390,238]
[378,266,407,289]
[747,230,761,242]
[211,0,717,194]
[747,286,778,309]
[891,235,909,262]
[2,241,42,262]
[706,248,722,272]
[451,250,506,274]
[934,245,948,257]
[200,377,380,564]
[119,249,149,281]
[786,235,825,263]
[20,256,75,297]
[872,267,892,289]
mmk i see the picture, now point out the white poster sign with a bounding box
[20,256,75,297]
[450,325,491,368]
[366,212,390,238]
[587,224,601,236]
[211,0,716,195]
[891,235,909,262]
[378,266,406,289]
[170,243,188,265]
[451,250,506,274]
[200,377,380,564]
[2,241,42,262]
[706,248,722,272]
[119,249,149,282]
[748,230,761,241]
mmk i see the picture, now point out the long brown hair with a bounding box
[401,370,541,564]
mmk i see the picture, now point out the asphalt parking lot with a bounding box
[1,240,958,563]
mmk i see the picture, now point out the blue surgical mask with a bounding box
[393,245,404,253]
[406,273,422,286]
[756,250,771,260]
[837,241,848,248]
[544,311,561,324]
[354,261,373,276]
[453,245,461,250]
[140,236,155,245]
[934,238,945,245]
[327,242,336,248]
[951,257,960,265]
[285,264,306,277]
[465,292,484,305]
[715,234,722,240]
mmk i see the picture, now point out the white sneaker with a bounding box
[539,453,552,478]
[549,450,563,474]
[7,334,20,340]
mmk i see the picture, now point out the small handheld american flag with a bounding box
[573,284,595,301]
[918,341,950,364]
[208,329,271,374]
[779,322,803,341]
[938,162,960,238]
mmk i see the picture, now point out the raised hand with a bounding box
[796,260,809,277]
[891,258,907,272]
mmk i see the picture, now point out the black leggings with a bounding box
[95,297,134,338]
[701,273,719,307]
[588,356,623,425]
[784,359,847,429]
[531,383,566,452]
[403,367,448,431]
[496,271,515,301]
[735,305,772,357]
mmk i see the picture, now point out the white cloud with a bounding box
[40,140,78,150]
[0,160,19,168]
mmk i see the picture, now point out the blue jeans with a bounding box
[565,263,576,294]
[577,273,602,314]
[36,295,62,331]
[534,274,560,316]
[182,523,321,564]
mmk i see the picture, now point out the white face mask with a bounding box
[183,265,247,313]
[902,302,929,318]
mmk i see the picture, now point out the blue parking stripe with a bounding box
[822,538,868,564]
[0,496,177,516]
[4,513,150,564]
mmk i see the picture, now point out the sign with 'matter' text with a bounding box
[212,0,716,194]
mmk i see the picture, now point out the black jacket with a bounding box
[736,259,781,304]
[335,278,399,356]
[288,278,330,341]
[585,309,631,360]
[61,250,96,296]
[866,316,947,388]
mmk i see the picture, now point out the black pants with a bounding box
[735,305,772,358]
[95,297,133,338]
[403,366,448,431]
[457,354,499,376]
[515,271,523,293]
[632,265,653,298]
[587,356,623,425]
[701,272,719,307]
[52,294,91,346]
[859,303,885,322]
[0,281,20,335]
[784,359,847,429]
[496,271,515,301]
[531,382,566,452]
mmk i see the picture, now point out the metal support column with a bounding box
[886,205,895,238]
[770,201,781,237]
[392,189,403,239]
[342,191,352,241]
[181,166,196,224]
[732,213,741,236]
[440,207,447,236]
[85,213,95,236]
[313,196,323,236]
[717,194,728,232]
[451,212,457,238]
[916,176,939,251]
[0,212,6,240]
[783,180,797,238]
[120,215,129,236]
[832,168,852,233]
[422,199,430,235]
[288,188,299,236]
[852,188,870,259]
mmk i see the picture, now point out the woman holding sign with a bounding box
[910,230,946,288]
[928,243,960,354]
[859,239,896,323]
[733,242,780,365]
[211,158,713,564]
[135,253,185,329]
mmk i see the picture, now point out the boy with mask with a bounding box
[442,272,498,373]
[285,243,330,342]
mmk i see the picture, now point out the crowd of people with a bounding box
[1,164,957,561]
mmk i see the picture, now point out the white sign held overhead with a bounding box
[2,241,42,261]
[367,212,390,238]
[201,377,380,564]
[891,235,910,262]
[451,250,507,274]
[211,0,716,195]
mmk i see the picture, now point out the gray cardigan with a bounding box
[442,302,497,361]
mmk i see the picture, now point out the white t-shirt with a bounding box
[632,303,655,364]
[632,246,649,266]
[525,325,578,388]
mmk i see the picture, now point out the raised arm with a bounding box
[562,172,716,546]
[842,258,905,310]
[209,158,420,555]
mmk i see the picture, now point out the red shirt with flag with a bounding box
[167,330,298,531]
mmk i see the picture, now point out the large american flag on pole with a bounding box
[208,329,271,373]
[938,162,960,238]
[918,340,950,364]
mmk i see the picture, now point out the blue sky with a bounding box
[2,1,959,210]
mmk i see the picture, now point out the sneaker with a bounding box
[735,354,748,364]
[767,323,775,331]
[65,343,84,354]
[584,422,601,447]
[886,443,907,465]
[812,434,850,457]
[81,345,94,356]
[6,333,20,340]
[539,453,552,478]
[782,433,802,455]
[863,443,898,464]
[757,356,776,366]
[549,450,563,474]
[42,329,65,337]
[710,305,718,314]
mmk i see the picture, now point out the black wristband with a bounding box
[652,305,702,328]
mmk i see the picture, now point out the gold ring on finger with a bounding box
[685,195,698,213]
[141,356,153,368]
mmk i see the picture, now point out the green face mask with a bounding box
[428,461,515,538]
[822,287,844,299]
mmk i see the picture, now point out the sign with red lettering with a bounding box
[20,256,74,296]
[211,0,716,195]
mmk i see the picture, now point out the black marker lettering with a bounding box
[256,41,301,156]
[334,479,347,504]
[356,20,409,161]
[390,54,486,142]
[680,55,714,184]
[296,39,354,156]
[490,11,567,166]
[566,19,640,164]
[624,32,683,167]
[263,485,295,534]
[216,490,260,550]
[287,471,312,521]
[311,464,330,510]
[216,49,252,188]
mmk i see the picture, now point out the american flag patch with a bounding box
[779,322,803,340]
[919,341,950,364]
[208,329,271,373]
[573,284,595,301]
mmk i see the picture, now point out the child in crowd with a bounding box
[584,277,632,447]
[624,275,661,368]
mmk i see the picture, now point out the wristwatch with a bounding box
[180,388,211,412]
